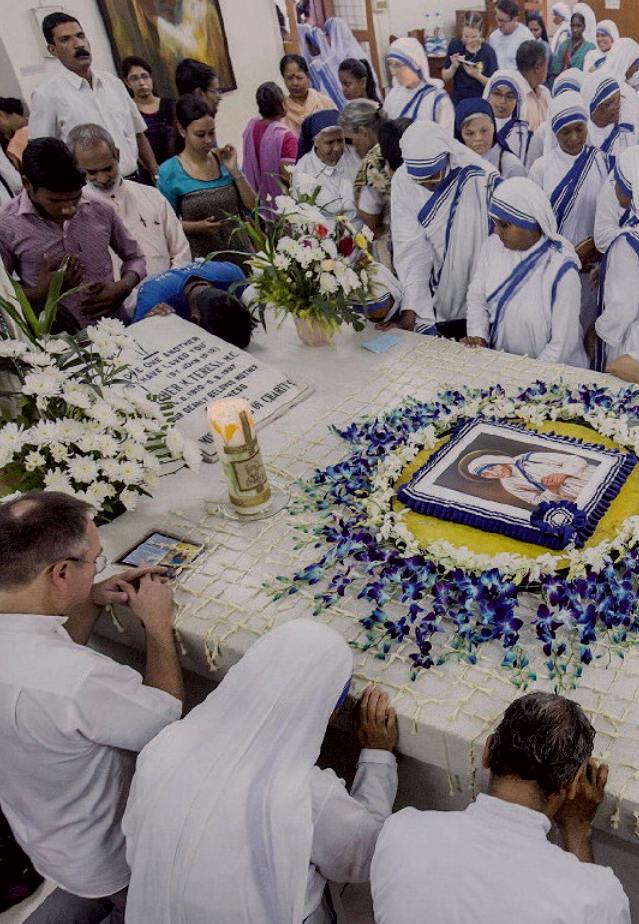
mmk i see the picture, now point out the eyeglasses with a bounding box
[68,554,108,574]
[490,89,517,102]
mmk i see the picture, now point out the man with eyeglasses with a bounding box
[0,491,184,923]
[489,0,534,70]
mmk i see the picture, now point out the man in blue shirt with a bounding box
[133,259,252,348]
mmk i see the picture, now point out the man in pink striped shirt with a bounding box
[0,138,146,333]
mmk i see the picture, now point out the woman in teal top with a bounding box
[551,12,595,79]
[158,95,257,263]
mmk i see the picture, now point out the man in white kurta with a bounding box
[69,124,191,312]
[468,451,595,506]
[371,692,630,924]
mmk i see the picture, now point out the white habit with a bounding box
[123,620,397,924]
[467,234,587,367]
[383,84,454,133]
[491,451,594,506]
[371,796,630,924]
[292,146,362,228]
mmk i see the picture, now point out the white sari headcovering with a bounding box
[550,3,572,53]
[123,620,353,924]
[596,19,620,43]
[544,90,588,154]
[552,67,584,97]
[603,37,639,83]
[572,3,597,44]
[488,176,577,255]
[482,68,528,119]
[386,37,430,81]
[400,120,495,179]
[580,71,621,116]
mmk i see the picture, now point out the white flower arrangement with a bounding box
[362,386,639,582]
[0,274,200,521]
[235,185,375,334]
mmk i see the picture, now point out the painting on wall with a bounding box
[96,0,236,98]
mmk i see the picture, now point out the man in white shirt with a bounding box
[516,39,551,132]
[489,0,535,70]
[29,13,157,181]
[372,692,630,924]
[0,491,184,922]
[68,123,191,313]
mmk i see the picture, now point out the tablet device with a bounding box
[116,531,205,579]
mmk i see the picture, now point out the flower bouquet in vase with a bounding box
[0,268,200,522]
[236,185,376,346]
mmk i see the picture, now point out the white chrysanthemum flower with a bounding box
[0,339,27,358]
[319,272,340,294]
[88,401,120,429]
[85,481,116,505]
[165,427,185,455]
[21,351,54,367]
[321,239,338,259]
[67,456,100,484]
[129,393,166,422]
[0,422,24,452]
[274,195,296,214]
[120,488,139,511]
[24,450,46,472]
[43,338,69,355]
[49,443,69,463]
[338,268,361,294]
[182,440,202,470]
[118,460,144,485]
[100,460,122,481]
[144,470,159,490]
[43,468,73,494]
[121,439,147,461]
[273,254,291,271]
[143,452,161,473]
[62,383,93,410]
[23,368,65,398]
[27,420,59,447]
[57,419,84,444]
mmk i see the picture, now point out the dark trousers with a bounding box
[24,888,125,924]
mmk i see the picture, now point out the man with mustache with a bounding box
[29,13,158,182]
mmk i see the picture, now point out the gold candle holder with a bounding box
[207,398,272,516]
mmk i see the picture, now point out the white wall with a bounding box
[385,0,485,42]
[0,0,286,152]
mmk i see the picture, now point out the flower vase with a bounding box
[293,316,335,347]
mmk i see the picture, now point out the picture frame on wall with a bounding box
[95,0,236,98]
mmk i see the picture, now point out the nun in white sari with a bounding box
[466,450,595,506]
[595,148,639,371]
[584,20,620,74]
[482,70,533,165]
[581,72,638,163]
[549,2,572,55]
[383,38,454,133]
[465,177,587,367]
[122,620,398,924]
[390,121,497,339]
[603,37,639,92]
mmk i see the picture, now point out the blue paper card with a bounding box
[362,334,402,354]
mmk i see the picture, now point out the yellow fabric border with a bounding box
[393,420,639,560]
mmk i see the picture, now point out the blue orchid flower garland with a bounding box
[270,381,639,689]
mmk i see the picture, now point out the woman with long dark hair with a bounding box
[338,58,380,103]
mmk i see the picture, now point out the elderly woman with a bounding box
[584,20,620,73]
[242,82,298,210]
[383,37,454,132]
[391,121,497,338]
[123,621,398,924]
[280,53,336,136]
[338,100,388,235]
[581,72,638,163]
[465,177,586,367]
[157,95,256,263]
[483,70,532,165]
[455,98,526,179]
[292,111,361,227]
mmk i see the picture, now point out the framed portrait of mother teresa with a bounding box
[96,0,236,98]
[397,419,636,550]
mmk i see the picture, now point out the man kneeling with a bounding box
[371,692,630,924]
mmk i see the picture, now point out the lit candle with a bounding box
[207,398,272,515]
